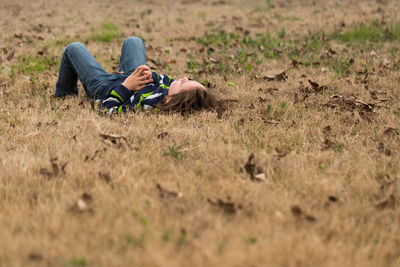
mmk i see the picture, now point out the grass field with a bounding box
[1,0,400,266]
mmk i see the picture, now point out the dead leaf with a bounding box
[244,153,266,182]
[81,193,92,203]
[273,151,288,159]
[6,146,16,151]
[210,57,219,63]
[39,157,67,179]
[62,104,71,111]
[322,138,336,150]
[157,132,169,139]
[99,171,111,183]
[327,47,337,55]
[99,133,129,148]
[308,79,327,92]
[384,127,399,136]
[39,168,52,177]
[156,184,181,198]
[211,0,227,5]
[202,81,215,88]
[45,120,58,127]
[264,70,287,82]
[379,179,395,195]
[291,59,303,67]
[377,142,392,156]
[305,215,316,222]
[353,110,362,123]
[328,196,338,202]
[0,82,7,91]
[7,51,14,61]
[32,24,44,33]
[264,119,280,125]
[28,253,43,261]
[296,80,311,101]
[148,58,162,66]
[199,47,205,53]
[322,125,332,135]
[140,9,152,19]
[381,57,391,68]
[258,87,278,95]
[166,59,177,64]
[192,123,203,128]
[290,205,303,217]
[294,92,299,104]
[253,173,266,181]
[70,193,93,213]
[208,198,242,214]
[290,205,316,222]
[90,100,101,111]
[86,149,103,163]
[258,97,267,103]
[323,94,375,112]
[119,119,132,128]
[376,194,395,210]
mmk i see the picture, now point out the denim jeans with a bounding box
[55,36,146,98]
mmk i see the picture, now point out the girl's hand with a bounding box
[122,65,153,91]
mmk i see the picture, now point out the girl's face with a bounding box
[168,77,206,96]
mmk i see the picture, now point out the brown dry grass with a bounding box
[1,0,400,266]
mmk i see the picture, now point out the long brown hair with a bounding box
[157,87,229,115]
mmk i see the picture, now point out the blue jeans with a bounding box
[55,36,146,98]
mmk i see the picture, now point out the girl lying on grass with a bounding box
[54,36,224,114]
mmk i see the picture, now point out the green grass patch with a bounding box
[198,12,207,19]
[88,21,120,43]
[334,143,344,152]
[162,229,172,242]
[249,236,258,244]
[192,23,400,75]
[191,30,287,74]
[300,31,326,53]
[163,141,187,160]
[177,230,187,245]
[336,24,384,43]
[54,38,84,48]
[186,59,200,71]
[334,22,400,44]
[61,257,86,267]
[197,31,240,47]
[330,57,353,76]
[14,54,58,74]
[275,14,301,22]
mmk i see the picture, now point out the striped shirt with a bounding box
[101,71,173,113]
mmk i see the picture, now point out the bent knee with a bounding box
[65,42,85,52]
[124,36,144,45]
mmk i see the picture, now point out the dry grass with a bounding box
[1,0,400,266]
